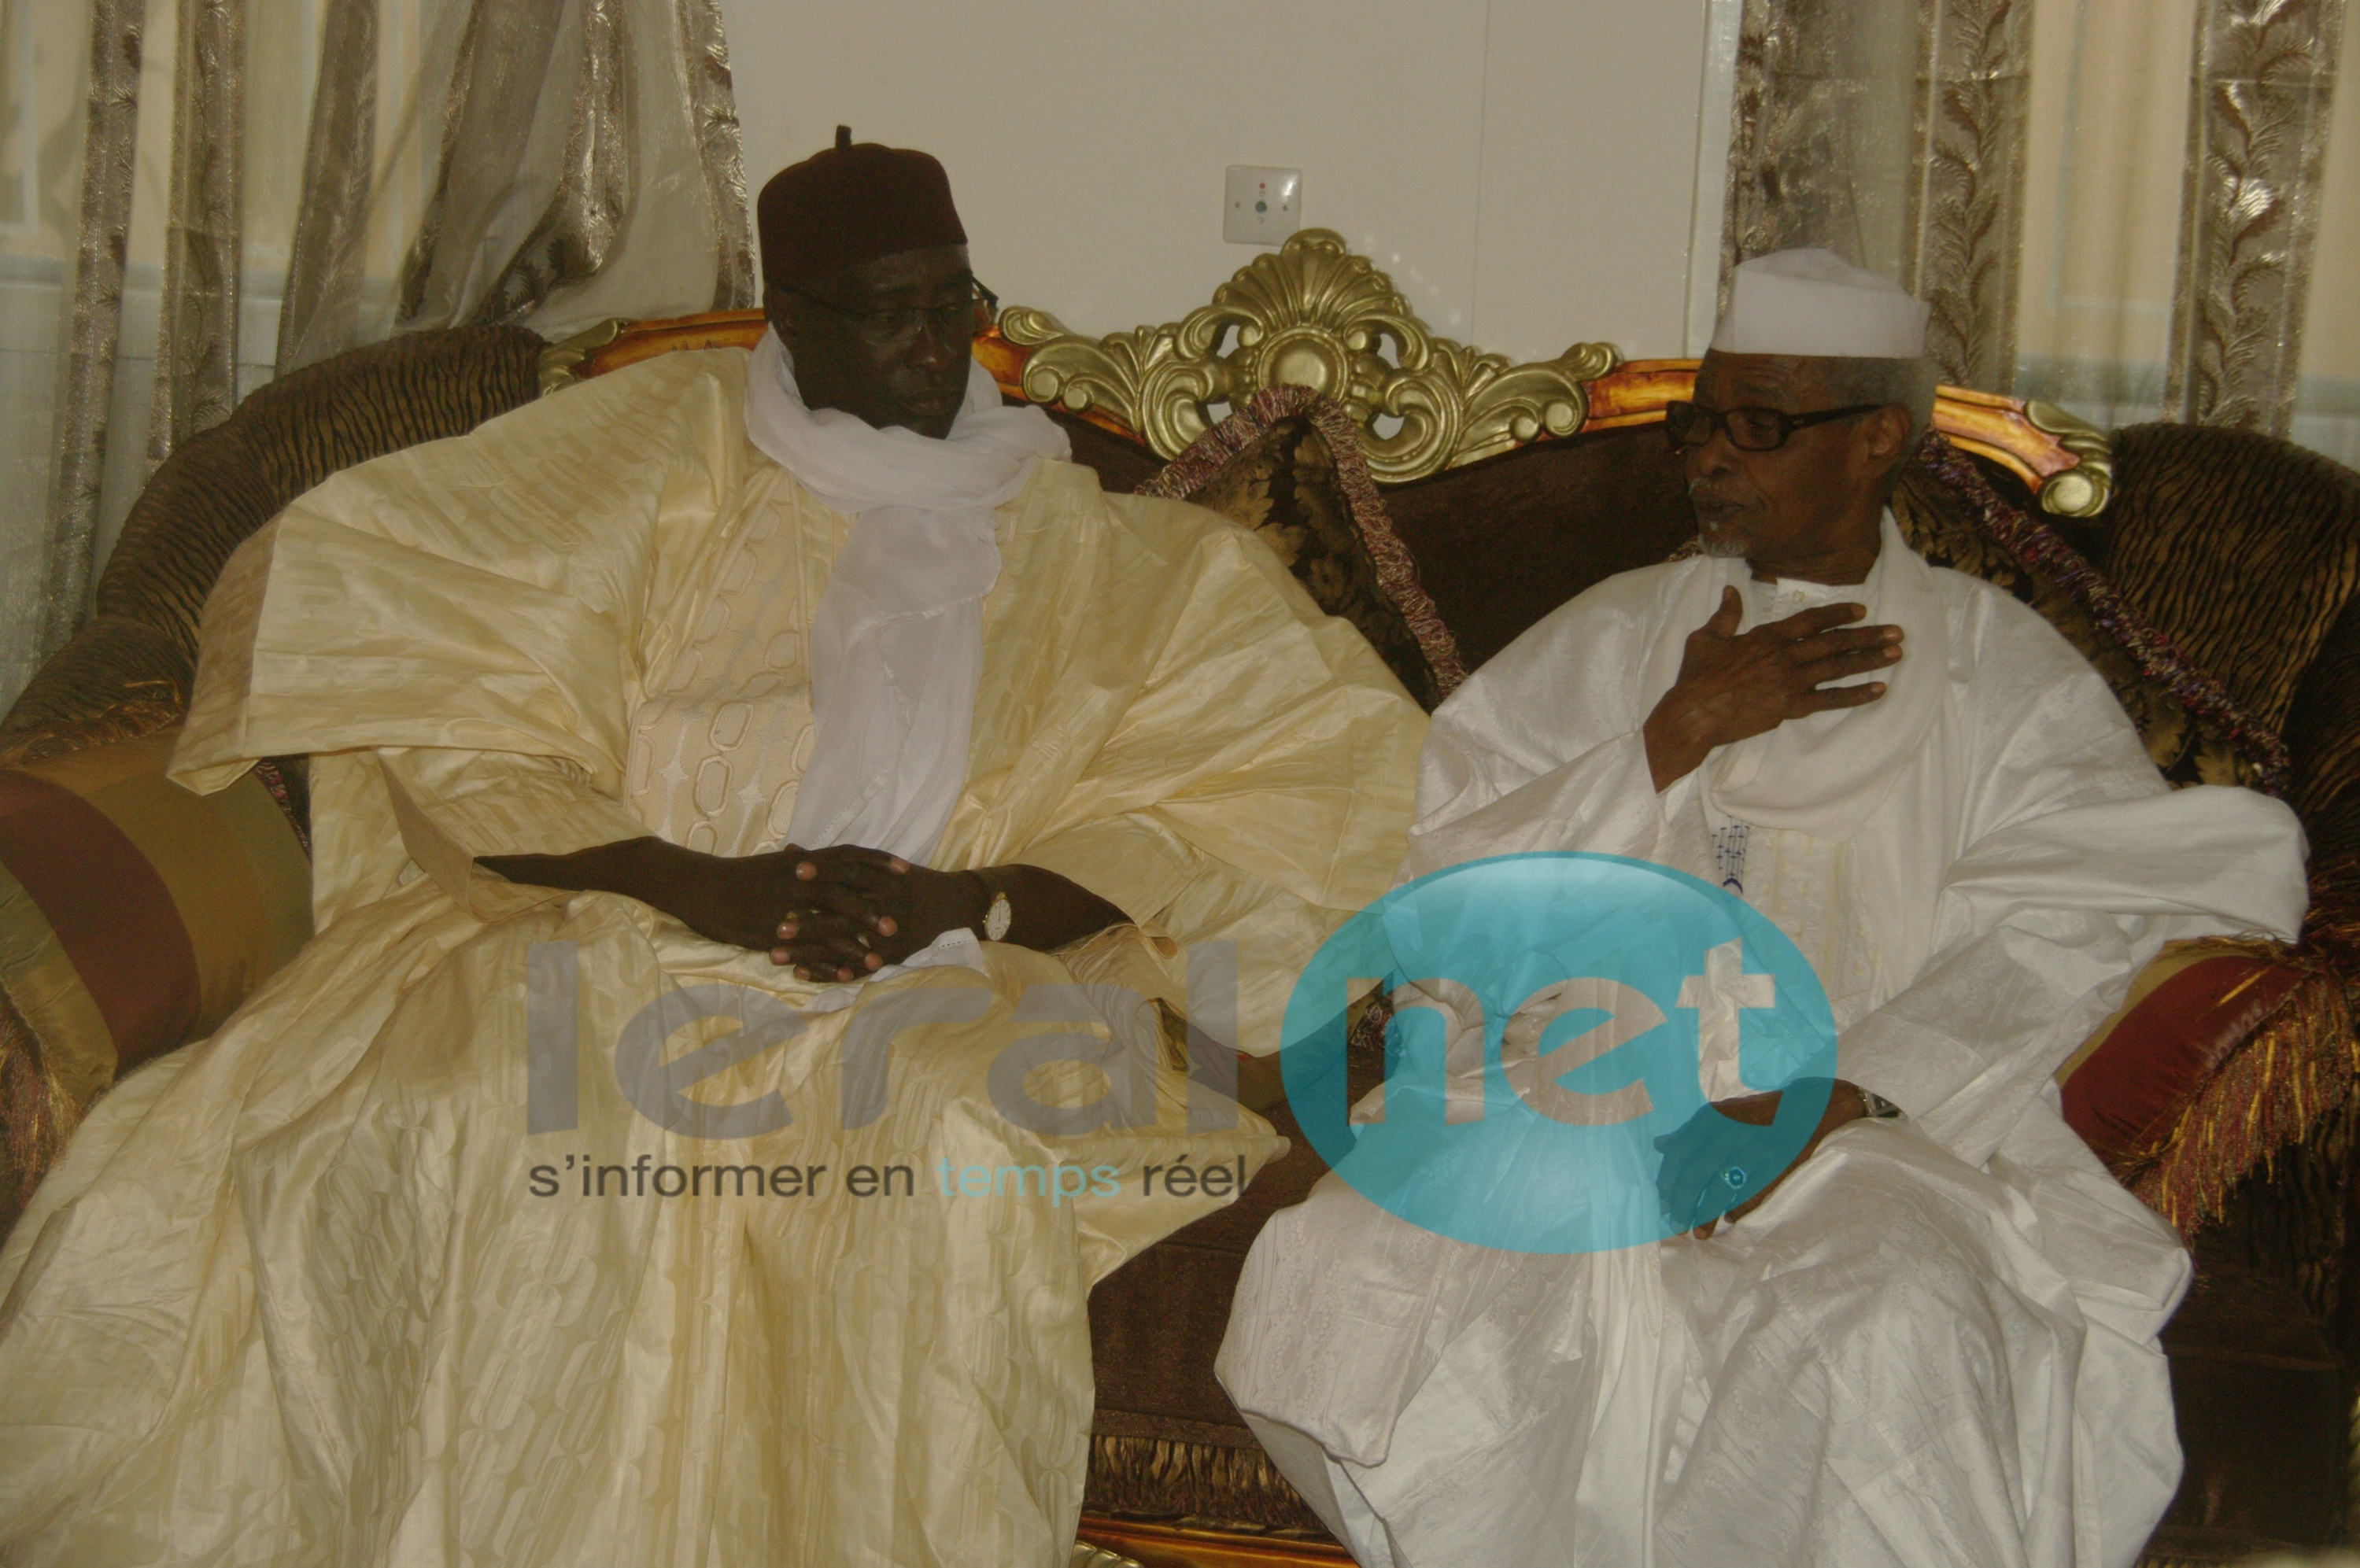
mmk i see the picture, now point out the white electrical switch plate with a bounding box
[1224,165,1302,246]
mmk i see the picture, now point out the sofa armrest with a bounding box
[0,616,193,768]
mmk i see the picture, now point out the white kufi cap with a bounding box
[1709,248,1930,359]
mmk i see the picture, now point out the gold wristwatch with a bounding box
[980,873,1013,943]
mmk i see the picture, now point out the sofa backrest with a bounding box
[102,327,546,659]
[1379,424,1695,671]
[2103,426,2360,824]
[2103,426,2360,736]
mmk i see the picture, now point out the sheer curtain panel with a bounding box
[1726,0,2351,454]
[1,0,755,713]
[1721,0,2036,392]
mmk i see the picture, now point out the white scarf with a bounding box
[1644,511,1948,842]
[743,328,1069,864]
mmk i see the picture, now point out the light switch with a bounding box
[1224,165,1302,246]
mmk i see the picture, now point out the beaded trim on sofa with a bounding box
[1136,382,1469,701]
[1914,432,2292,793]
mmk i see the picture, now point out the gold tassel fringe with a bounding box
[1085,1434,1331,1538]
[2126,939,2360,1238]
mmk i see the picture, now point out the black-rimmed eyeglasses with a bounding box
[1664,399,1883,453]
[784,280,999,344]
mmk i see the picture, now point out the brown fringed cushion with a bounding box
[1895,441,2284,791]
[1140,386,1466,710]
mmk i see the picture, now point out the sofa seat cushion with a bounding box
[1084,990,2358,1555]
[1086,1094,1336,1535]
[1085,1021,1389,1537]
[2152,1235,2348,1551]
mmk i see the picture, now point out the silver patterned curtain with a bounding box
[25,0,146,681]
[1721,0,2036,391]
[146,0,246,465]
[389,0,753,340]
[2,0,758,710]
[273,0,378,374]
[1723,0,2346,438]
[2166,0,2348,434]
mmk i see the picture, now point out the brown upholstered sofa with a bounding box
[6,234,2360,1566]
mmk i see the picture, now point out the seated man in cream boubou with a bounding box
[0,131,1424,1566]
[1218,250,2307,1568]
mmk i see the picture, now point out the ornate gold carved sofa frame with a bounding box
[541,228,2114,518]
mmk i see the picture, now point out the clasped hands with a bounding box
[673,844,988,982]
[482,837,1130,982]
[1653,1078,1868,1239]
[1642,586,1904,790]
[481,839,988,983]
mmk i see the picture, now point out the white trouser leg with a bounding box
[1242,1414,1399,1568]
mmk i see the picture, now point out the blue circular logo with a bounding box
[1279,853,1838,1253]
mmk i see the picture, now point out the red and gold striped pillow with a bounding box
[2058,937,2355,1234]
[0,727,311,1099]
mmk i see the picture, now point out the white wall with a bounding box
[722,1,1719,367]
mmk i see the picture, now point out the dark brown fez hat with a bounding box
[758,127,967,291]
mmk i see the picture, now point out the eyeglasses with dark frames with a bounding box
[784,279,999,344]
[1664,399,1885,453]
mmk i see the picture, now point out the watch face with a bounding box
[985,892,1012,942]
